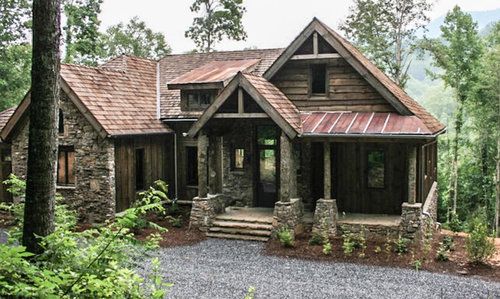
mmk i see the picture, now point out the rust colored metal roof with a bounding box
[301,112,433,136]
[159,48,284,119]
[168,59,260,88]
[0,107,15,135]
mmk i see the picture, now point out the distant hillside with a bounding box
[424,8,500,38]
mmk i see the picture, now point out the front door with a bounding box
[255,126,278,207]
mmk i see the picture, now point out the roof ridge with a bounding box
[163,47,284,58]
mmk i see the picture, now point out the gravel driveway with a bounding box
[136,239,500,299]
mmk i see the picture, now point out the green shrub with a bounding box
[412,258,422,271]
[323,242,332,255]
[442,235,455,251]
[436,243,449,262]
[309,233,325,246]
[342,232,355,256]
[448,212,462,232]
[276,227,294,247]
[168,216,183,228]
[466,210,495,263]
[393,235,410,255]
[342,228,366,256]
[374,246,382,254]
[3,174,26,197]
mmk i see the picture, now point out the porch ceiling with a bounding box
[300,112,438,137]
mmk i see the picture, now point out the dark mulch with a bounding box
[265,230,500,283]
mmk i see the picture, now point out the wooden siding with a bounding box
[330,142,407,215]
[418,141,438,203]
[271,59,396,112]
[114,135,174,212]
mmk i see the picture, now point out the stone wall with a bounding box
[11,91,115,223]
[189,194,229,231]
[272,198,303,237]
[312,199,338,237]
[221,120,254,207]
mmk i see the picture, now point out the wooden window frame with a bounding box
[57,145,75,186]
[135,148,145,191]
[181,90,216,111]
[309,63,328,97]
[231,147,245,171]
[366,149,386,189]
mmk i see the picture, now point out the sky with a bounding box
[99,0,500,54]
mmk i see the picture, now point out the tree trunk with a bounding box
[450,100,464,214]
[22,0,61,254]
[495,136,499,237]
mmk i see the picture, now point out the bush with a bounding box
[323,242,332,255]
[448,211,462,232]
[466,210,495,263]
[436,244,449,262]
[276,227,294,247]
[394,235,410,255]
[341,228,366,256]
[342,232,355,256]
[442,235,455,251]
[309,233,325,246]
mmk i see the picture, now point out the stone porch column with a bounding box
[197,131,209,198]
[312,141,338,238]
[407,145,417,204]
[208,135,219,195]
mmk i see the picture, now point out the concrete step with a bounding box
[208,226,272,237]
[206,232,269,242]
[214,214,273,225]
[212,220,273,231]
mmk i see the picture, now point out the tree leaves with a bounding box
[185,0,247,52]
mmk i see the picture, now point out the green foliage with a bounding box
[3,173,26,197]
[393,235,410,255]
[411,255,422,271]
[374,245,382,254]
[436,244,449,262]
[63,0,104,66]
[276,227,294,248]
[309,233,326,246]
[244,286,256,299]
[341,0,432,87]
[447,212,462,232]
[442,235,455,251]
[103,16,171,60]
[341,228,366,256]
[185,0,247,52]
[0,0,31,49]
[465,209,495,263]
[167,216,183,228]
[0,43,31,110]
[342,232,355,256]
[322,242,332,255]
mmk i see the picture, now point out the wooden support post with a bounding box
[197,132,208,198]
[208,135,218,195]
[280,131,296,202]
[324,142,331,199]
[238,88,244,114]
[313,32,319,56]
[407,146,417,204]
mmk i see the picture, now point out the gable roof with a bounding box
[0,107,16,140]
[159,48,284,119]
[1,55,172,141]
[188,72,301,139]
[263,18,445,134]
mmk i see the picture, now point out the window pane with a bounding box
[257,126,277,145]
[67,151,75,184]
[199,93,211,107]
[234,148,244,169]
[57,150,65,185]
[187,93,198,107]
[367,150,385,188]
[311,64,326,94]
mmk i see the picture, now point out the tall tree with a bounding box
[468,22,500,236]
[421,6,483,215]
[185,0,247,52]
[22,0,60,253]
[63,0,103,66]
[0,0,32,110]
[340,0,432,87]
[103,16,171,60]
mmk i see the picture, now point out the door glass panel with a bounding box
[259,149,276,193]
[257,126,277,146]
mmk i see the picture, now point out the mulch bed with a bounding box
[265,230,500,283]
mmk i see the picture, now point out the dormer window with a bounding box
[310,64,327,95]
[182,90,216,110]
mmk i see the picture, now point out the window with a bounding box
[186,146,198,186]
[57,146,75,185]
[58,109,64,134]
[367,150,385,188]
[1,148,11,162]
[135,148,145,190]
[310,64,327,95]
[231,148,245,170]
[184,91,215,109]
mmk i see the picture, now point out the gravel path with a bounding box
[136,239,500,299]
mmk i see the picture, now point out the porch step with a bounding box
[206,232,269,242]
[207,213,274,242]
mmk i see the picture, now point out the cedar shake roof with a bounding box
[316,19,445,134]
[60,56,171,136]
[0,107,15,134]
[243,73,301,133]
[167,59,260,88]
[159,48,284,119]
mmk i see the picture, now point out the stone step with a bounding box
[208,226,272,237]
[214,214,273,225]
[206,232,269,242]
[212,220,273,231]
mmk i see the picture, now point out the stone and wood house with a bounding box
[0,19,444,240]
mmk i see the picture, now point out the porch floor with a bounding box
[218,206,274,223]
[303,212,401,227]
